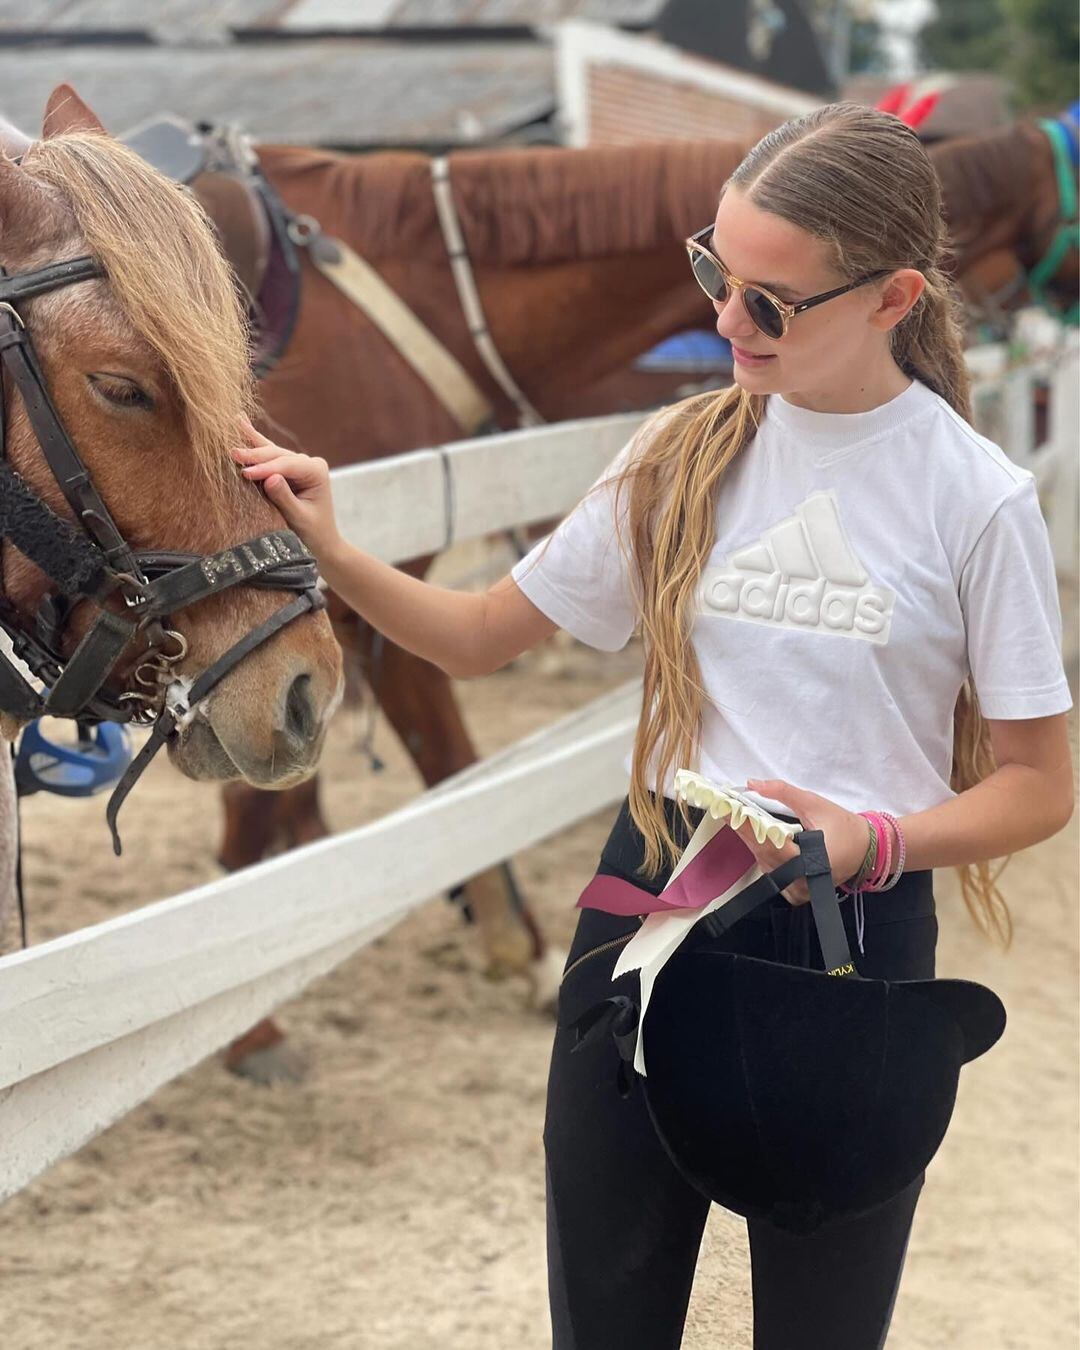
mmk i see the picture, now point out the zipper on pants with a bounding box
[561,922,643,983]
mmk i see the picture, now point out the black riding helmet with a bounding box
[569,828,1005,1236]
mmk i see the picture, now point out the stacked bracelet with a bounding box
[838,811,907,896]
[838,817,876,895]
[866,812,892,890]
[874,811,906,890]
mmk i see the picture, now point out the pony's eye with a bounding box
[88,373,154,411]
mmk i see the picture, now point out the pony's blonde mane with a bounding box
[24,131,253,483]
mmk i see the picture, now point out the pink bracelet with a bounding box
[861,812,891,891]
[841,811,908,897]
[875,812,906,890]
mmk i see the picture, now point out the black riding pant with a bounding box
[545,798,938,1350]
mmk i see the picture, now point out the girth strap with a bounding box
[431,157,545,429]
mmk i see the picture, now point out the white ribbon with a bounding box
[613,777,798,1075]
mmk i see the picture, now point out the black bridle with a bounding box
[0,254,326,853]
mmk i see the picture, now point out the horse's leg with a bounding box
[218,780,297,870]
[349,582,560,1007]
[216,768,329,1080]
[359,629,544,971]
[219,781,333,1081]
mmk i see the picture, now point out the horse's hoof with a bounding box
[225,1042,309,1086]
[527,947,567,1019]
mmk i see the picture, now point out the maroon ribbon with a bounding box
[577,825,756,916]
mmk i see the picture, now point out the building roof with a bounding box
[842,73,1012,140]
[0,39,556,148]
[0,0,667,39]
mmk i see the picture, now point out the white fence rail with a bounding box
[968,330,1079,594]
[1,334,1076,1203]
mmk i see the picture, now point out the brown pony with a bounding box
[0,87,342,951]
[210,118,1074,1077]
[930,119,1079,333]
[208,137,743,1077]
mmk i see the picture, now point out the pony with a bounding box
[0,86,343,953]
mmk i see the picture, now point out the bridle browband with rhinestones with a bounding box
[0,253,326,852]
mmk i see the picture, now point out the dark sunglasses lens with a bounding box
[744,288,785,339]
[690,250,727,302]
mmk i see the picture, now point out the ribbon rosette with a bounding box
[672,770,799,848]
[572,772,802,1075]
[577,772,798,918]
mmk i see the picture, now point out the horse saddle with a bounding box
[119,114,298,373]
[120,113,208,186]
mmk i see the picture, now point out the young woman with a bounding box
[233,104,1074,1349]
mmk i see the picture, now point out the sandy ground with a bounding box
[0,633,1076,1350]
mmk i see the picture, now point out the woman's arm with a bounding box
[233,423,558,679]
[319,540,558,678]
[734,713,1074,902]
[894,713,1074,871]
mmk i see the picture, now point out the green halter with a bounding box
[1030,119,1079,325]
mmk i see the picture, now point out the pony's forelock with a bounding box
[24,131,253,486]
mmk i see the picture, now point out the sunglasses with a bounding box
[685,226,891,341]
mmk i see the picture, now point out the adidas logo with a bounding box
[699,491,894,644]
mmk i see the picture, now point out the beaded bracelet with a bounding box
[874,811,907,891]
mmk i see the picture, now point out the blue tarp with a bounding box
[635,329,733,372]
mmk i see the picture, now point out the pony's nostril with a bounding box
[283,672,317,744]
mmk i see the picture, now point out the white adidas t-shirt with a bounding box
[511,379,1073,818]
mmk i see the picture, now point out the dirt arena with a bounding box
[0,631,1076,1350]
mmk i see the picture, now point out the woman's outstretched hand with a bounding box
[731,779,870,905]
[231,418,341,562]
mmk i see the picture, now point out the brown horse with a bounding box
[0,88,342,950]
[207,137,743,1076]
[930,119,1079,334]
[209,119,1074,1078]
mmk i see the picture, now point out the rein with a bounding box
[0,254,325,853]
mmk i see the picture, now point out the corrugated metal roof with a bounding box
[0,0,666,37]
[359,0,667,25]
[0,39,555,146]
[0,1,273,39]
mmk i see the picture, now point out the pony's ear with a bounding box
[0,115,32,161]
[42,84,107,139]
[0,149,52,233]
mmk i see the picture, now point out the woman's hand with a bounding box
[231,419,341,562]
[730,778,870,905]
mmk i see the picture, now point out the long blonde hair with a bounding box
[613,104,1011,945]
